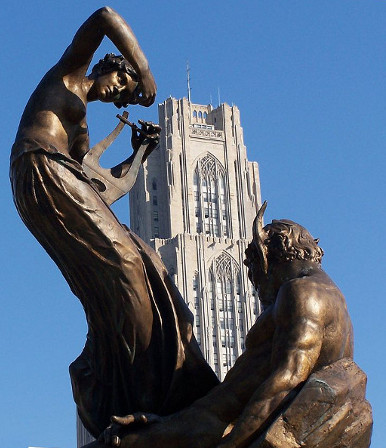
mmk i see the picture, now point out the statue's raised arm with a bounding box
[58,6,156,106]
[14,6,156,165]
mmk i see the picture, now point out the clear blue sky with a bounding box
[1,1,384,447]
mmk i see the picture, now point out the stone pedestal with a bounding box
[249,358,372,448]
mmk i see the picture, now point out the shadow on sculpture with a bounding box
[86,202,371,448]
[11,7,372,448]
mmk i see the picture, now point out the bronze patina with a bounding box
[11,7,371,448]
[89,202,371,448]
[10,7,218,439]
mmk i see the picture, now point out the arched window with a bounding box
[198,111,202,119]
[193,110,197,118]
[203,112,208,119]
[208,253,242,372]
[193,154,229,237]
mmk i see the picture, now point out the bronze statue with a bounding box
[10,7,218,439]
[90,202,370,448]
[12,7,371,447]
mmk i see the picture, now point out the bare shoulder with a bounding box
[272,268,353,362]
[275,272,334,325]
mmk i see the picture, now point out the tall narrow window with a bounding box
[208,253,242,374]
[193,154,229,238]
[193,273,201,346]
[193,171,201,233]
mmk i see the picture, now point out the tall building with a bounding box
[77,417,93,447]
[77,96,262,447]
[130,97,262,379]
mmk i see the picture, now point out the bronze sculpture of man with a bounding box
[10,7,218,439]
[94,202,356,448]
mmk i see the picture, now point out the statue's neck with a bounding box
[259,260,321,307]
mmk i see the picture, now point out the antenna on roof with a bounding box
[187,61,192,103]
[217,87,221,107]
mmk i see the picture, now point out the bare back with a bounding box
[274,269,354,370]
[15,65,89,160]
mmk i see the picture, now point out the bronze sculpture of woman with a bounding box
[10,7,218,438]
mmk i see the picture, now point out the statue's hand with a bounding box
[137,69,157,107]
[131,120,161,161]
[138,120,161,139]
[98,412,162,447]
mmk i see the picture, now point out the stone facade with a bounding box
[130,97,262,379]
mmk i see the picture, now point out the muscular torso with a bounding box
[15,65,90,162]
[279,270,353,368]
[189,269,353,424]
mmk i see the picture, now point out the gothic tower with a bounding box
[130,97,262,379]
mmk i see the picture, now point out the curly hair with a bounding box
[264,219,324,265]
[91,53,138,108]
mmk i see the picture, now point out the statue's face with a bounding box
[244,243,273,308]
[244,244,266,290]
[93,70,138,103]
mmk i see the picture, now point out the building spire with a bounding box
[187,61,192,103]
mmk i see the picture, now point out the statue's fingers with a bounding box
[137,120,160,134]
[137,119,153,128]
[147,123,161,132]
[111,414,136,425]
[133,412,150,423]
[112,435,121,447]
[149,124,161,133]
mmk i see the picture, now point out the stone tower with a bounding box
[130,97,262,379]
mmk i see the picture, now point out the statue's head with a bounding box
[90,53,139,108]
[245,202,324,298]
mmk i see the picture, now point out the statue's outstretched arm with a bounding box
[58,6,156,106]
[217,283,324,448]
